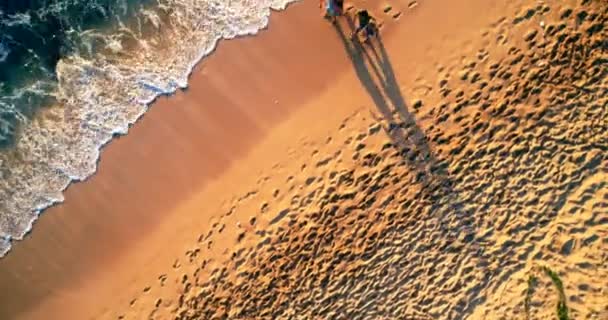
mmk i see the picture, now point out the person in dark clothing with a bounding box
[351,9,377,41]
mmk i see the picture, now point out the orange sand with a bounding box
[0,0,606,319]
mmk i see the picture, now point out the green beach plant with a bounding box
[542,267,570,320]
[522,267,570,320]
[524,274,538,320]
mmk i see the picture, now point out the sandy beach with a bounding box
[0,0,606,319]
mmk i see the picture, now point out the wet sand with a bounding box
[0,2,349,318]
[1,0,607,319]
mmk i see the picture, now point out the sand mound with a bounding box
[115,1,607,319]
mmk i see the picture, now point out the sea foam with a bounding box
[0,0,299,257]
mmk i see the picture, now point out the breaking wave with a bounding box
[0,0,298,257]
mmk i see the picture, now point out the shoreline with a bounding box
[0,1,352,318]
[0,0,506,318]
[2,0,606,319]
[0,0,301,259]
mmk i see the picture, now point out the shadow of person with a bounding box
[332,16,492,318]
[333,16,445,187]
[333,13,474,240]
[332,17,396,124]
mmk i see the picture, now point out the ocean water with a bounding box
[0,0,298,257]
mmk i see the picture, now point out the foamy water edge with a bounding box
[0,0,300,258]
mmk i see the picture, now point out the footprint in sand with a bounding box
[115,2,608,319]
[260,202,269,213]
[381,5,402,20]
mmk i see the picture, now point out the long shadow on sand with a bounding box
[333,17,490,316]
[333,17,447,196]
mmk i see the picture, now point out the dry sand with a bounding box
[0,0,606,319]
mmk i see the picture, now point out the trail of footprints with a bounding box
[382,1,420,21]
[119,1,606,319]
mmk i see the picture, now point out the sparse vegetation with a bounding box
[524,275,537,320]
[523,267,570,320]
[542,267,570,320]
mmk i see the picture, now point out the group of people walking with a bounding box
[320,0,377,41]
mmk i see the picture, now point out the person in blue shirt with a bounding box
[320,0,344,23]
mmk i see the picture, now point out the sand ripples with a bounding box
[118,1,607,319]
